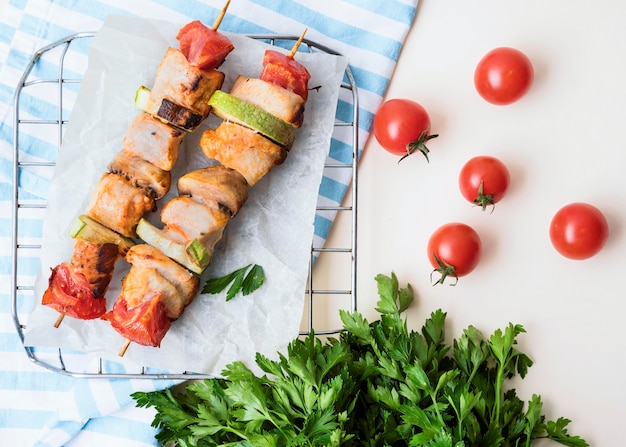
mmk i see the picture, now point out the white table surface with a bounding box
[318,1,625,446]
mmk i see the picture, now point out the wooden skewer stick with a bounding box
[288,28,308,59]
[53,313,65,328]
[118,339,132,357]
[212,0,231,30]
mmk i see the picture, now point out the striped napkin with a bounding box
[0,1,419,446]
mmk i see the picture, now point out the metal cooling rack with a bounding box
[10,32,359,379]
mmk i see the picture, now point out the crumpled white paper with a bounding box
[24,15,348,375]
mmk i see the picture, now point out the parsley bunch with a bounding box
[133,272,588,446]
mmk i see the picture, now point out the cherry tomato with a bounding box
[261,50,311,101]
[177,20,234,71]
[42,262,107,319]
[103,295,171,347]
[427,223,482,285]
[549,202,609,260]
[459,155,510,212]
[372,98,438,162]
[474,47,534,105]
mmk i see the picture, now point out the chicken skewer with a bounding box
[42,7,234,327]
[106,30,312,354]
[103,29,310,356]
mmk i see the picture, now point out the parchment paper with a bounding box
[24,15,348,375]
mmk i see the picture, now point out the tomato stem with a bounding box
[399,131,438,163]
[474,181,495,213]
[430,253,458,286]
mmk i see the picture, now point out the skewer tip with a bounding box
[118,339,132,357]
[53,313,65,328]
[211,0,231,30]
[288,28,308,59]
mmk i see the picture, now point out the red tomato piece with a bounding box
[260,49,311,100]
[102,293,171,347]
[42,262,107,319]
[459,155,511,211]
[549,202,609,260]
[427,223,482,285]
[372,98,438,162]
[176,20,234,71]
[474,47,534,105]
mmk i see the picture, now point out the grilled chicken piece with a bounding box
[177,165,249,217]
[121,265,184,320]
[230,75,305,128]
[160,196,230,244]
[126,244,199,307]
[136,196,230,275]
[108,151,171,200]
[199,122,287,186]
[149,47,225,119]
[122,112,184,171]
[70,239,119,298]
[88,173,155,237]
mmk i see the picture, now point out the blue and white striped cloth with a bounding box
[0,1,419,446]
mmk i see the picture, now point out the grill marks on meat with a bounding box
[177,166,249,217]
[70,239,119,298]
[149,47,225,119]
[108,151,171,200]
[155,99,204,131]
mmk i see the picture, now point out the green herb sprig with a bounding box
[202,263,264,301]
[134,272,588,446]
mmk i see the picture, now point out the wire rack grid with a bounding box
[10,32,359,379]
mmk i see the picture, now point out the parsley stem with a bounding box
[225,426,248,440]
[467,360,483,386]
[494,367,504,424]
[429,391,444,426]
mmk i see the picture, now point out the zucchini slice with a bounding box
[69,214,136,255]
[136,218,217,275]
[208,90,296,149]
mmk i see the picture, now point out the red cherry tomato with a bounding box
[427,223,482,285]
[372,99,438,162]
[261,50,311,101]
[102,295,171,348]
[459,155,511,212]
[549,202,609,260]
[41,262,107,320]
[474,47,534,105]
[177,20,234,71]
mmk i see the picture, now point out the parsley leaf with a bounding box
[242,264,264,296]
[202,264,265,301]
